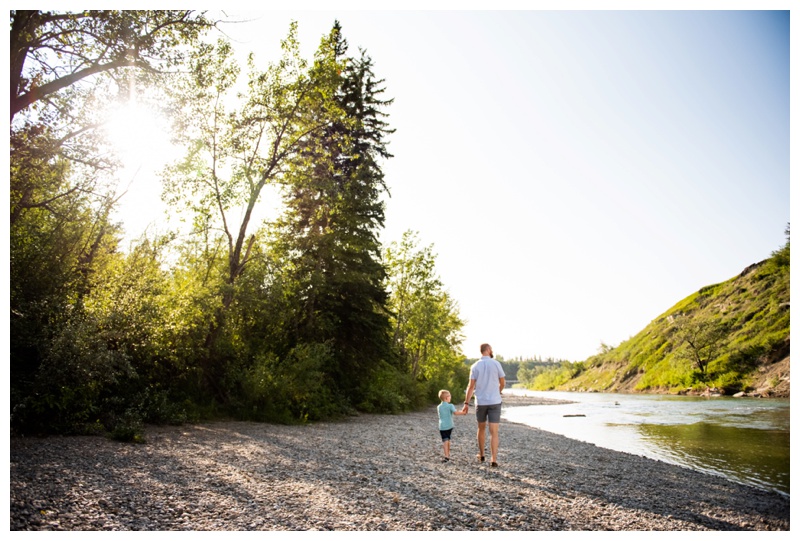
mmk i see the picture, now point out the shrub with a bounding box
[12,313,137,435]
[108,409,146,443]
[358,362,424,413]
[238,343,349,423]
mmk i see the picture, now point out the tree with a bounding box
[161,24,344,399]
[770,223,790,268]
[271,23,396,407]
[10,10,215,221]
[9,10,213,434]
[384,231,466,391]
[671,314,731,377]
[10,10,213,121]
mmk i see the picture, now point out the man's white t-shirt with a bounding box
[469,356,505,406]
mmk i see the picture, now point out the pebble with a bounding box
[10,395,789,531]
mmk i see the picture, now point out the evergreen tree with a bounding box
[273,22,395,406]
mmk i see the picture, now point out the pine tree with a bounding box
[274,22,395,406]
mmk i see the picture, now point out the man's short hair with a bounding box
[480,343,492,355]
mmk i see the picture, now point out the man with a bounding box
[462,343,505,467]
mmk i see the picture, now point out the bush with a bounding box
[238,343,349,423]
[524,361,586,390]
[139,387,189,425]
[419,361,470,405]
[709,371,746,394]
[108,409,146,443]
[358,362,424,413]
[11,313,137,435]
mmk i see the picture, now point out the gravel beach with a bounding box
[10,394,790,531]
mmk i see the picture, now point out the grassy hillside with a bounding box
[522,241,790,397]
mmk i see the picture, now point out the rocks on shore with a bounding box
[10,400,789,531]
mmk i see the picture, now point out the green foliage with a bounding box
[504,357,567,384]
[11,311,135,434]
[9,16,472,435]
[161,22,370,402]
[672,315,731,374]
[519,361,569,390]
[635,357,694,390]
[357,362,425,414]
[384,231,466,386]
[238,344,347,423]
[265,24,397,409]
[10,236,198,436]
[108,410,147,443]
[10,10,214,436]
[11,10,213,121]
[768,223,790,269]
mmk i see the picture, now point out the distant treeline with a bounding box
[463,356,567,383]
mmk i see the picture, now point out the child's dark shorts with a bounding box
[439,429,453,441]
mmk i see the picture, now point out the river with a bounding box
[501,388,790,496]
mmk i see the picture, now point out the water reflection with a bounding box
[637,422,789,495]
[502,390,790,495]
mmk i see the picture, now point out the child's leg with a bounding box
[439,429,453,461]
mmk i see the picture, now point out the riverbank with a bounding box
[10,396,789,531]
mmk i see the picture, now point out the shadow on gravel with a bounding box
[10,413,790,531]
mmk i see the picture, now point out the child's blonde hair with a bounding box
[438,389,451,400]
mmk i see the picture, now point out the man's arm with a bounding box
[465,379,476,404]
[462,379,476,412]
[499,377,505,394]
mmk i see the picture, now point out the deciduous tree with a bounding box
[162,24,344,398]
[384,231,466,391]
[10,10,213,121]
[671,314,731,377]
[9,10,213,434]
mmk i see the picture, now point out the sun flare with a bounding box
[103,101,176,245]
[104,102,172,171]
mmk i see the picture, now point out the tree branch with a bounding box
[11,54,149,120]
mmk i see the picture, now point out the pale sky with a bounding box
[109,2,793,362]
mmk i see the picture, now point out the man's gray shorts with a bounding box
[476,403,501,424]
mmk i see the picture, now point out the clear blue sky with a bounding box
[114,4,793,362]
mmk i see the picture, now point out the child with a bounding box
[437,389,467,462]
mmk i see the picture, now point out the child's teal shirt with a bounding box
[438,401,457,430]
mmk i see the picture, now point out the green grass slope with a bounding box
[525,244,790,396]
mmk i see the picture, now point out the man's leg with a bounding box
[477,421,487,459]
[488,422,500,464]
